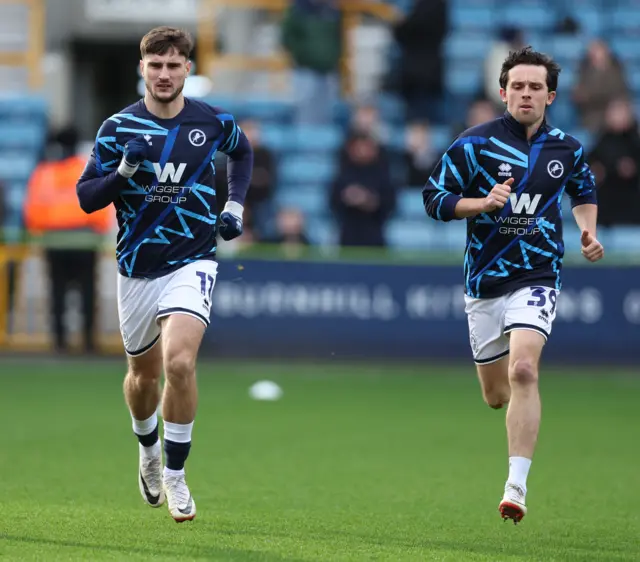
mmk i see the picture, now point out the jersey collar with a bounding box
[503,110,548,142]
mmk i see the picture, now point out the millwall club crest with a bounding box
[189,129,206,146]
[547,160,564,178]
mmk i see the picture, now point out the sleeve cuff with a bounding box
[439,193,463,221]
[570,192,598,208]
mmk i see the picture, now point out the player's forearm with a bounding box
[76,172,129,213]
[454,197,488,219]
[572,203,598,235]
[226,142,254,205]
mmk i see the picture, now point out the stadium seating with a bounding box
[0,95,47,238]
[2,0,640,256]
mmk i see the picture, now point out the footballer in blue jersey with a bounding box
[423,47,604,524]
[76,26,253,522]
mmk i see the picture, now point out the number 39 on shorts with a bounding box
[527,286,557,314]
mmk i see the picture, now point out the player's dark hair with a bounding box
[140,26,194,59]
[499,46,561,92]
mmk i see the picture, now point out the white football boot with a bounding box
[164,472,196,522]
[499,483,527,524]
[138,444,165,508]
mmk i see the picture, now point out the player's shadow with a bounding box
[0,533,308,562]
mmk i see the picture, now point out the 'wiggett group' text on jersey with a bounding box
[423,112,597,299]
[77,98,252,279]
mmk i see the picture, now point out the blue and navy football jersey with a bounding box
[77,98,252,279]
[423,112,597,299]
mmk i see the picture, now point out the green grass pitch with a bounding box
[0,358,638,561]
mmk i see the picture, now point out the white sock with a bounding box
[164,421,193,444]
[164,466,185,478]
[507,456,532,493]
[132,411,159,457]
[131,411,158,436]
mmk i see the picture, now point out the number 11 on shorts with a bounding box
[196,271,214,303]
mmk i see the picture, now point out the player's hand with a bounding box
[580,229,604,262]
[118,135,149,178]
[218,201,243,241]
[482,177,514,212]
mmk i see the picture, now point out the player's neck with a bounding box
[144,93,185,120]
[524,116,545,141]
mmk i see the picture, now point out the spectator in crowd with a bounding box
[266,207,311,258]
[281,0,342,125]
[330,132,396,248]
[348,102,390,145]
[402,121,438,187]
[391,0,447,122]
[452,98,500,137]
[573,39,631,132]
[484,26,527,110]
[237,119,276,237]
[24,125,112,354]
[588,97,640,226]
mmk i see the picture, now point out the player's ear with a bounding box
[499,88,507,104]
[139,59,145,76]
[185,60,192,75]
[546,91,557,106]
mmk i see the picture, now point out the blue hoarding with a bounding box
[206,259,640,363]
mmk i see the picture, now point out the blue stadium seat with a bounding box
[445,63,484,97]
[431,125,453,153]
[443,33,491,60]
[0,153,36,182]
[571,8,604,37]
[503,5,555,29]
[607,225,640,253]
[386,219,435,250]
[450,0,495,9]
[279,155,336,185]
[0,123,45,150]
[549,35,585,63]
[202,96,295,123]
[0,95,47,121]
[377,94,406,125]
[563,224,584,253]
[611,8,640,32]
[449,6,494,30]
[274,185,328,215]
[397,189,425,220]
[439,220,467,251]
[572,128,594,151]
[627,65,640,93]
[610,36,640,63]
[292,125,344,153]
[305,216,337,246]
[259,125,287,151]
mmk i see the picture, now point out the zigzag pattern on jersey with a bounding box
[118,181,219,276]
[465,134,564,296]
[118,134,223,276]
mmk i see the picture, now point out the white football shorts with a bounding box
[464,285,560,365]
[117,260,218,356]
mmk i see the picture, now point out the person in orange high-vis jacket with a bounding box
[24,126,114,354]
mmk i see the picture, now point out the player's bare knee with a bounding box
[127,364,161,384]
[483,388,510,409]
[509,358,538,387]
[164,352,196,386]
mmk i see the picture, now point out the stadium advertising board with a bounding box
[206,259,640,363]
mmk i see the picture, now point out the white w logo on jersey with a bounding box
[510,193,542,215]
[152,162,187,183]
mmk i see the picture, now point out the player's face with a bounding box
[141,49,191,104]
[500,64,556,127]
